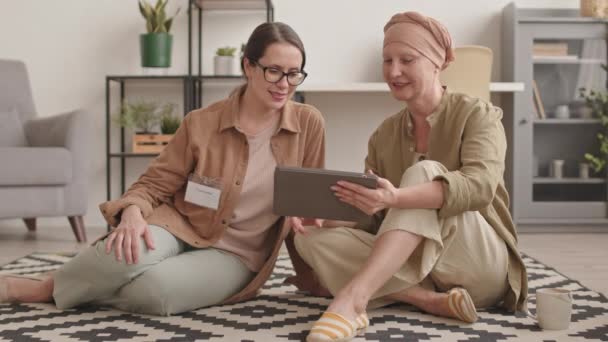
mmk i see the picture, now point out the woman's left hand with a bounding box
[331,173,397,215]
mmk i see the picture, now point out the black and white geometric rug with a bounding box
[0,253,607,341]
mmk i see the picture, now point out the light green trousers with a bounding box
[53,225,254,316]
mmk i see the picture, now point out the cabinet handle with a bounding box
[519,118,528,125]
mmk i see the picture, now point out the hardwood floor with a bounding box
[0,223,606,296]
[518,232,608,296]
[0,224,106,266]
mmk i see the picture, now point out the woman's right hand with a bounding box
[105,205,155,264]
[287,217,324,235]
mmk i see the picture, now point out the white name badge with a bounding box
[184,180,221,210]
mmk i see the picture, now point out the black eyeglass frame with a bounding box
[253,61,308,86]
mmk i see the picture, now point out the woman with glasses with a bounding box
[0,22,326,316]
[293,12,527,342]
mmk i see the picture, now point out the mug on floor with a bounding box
[527,288,573,330]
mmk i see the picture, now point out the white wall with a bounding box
[1,0,579,229]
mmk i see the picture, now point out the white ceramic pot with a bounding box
[214,56,236,76]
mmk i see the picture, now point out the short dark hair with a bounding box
[241,22,306,73]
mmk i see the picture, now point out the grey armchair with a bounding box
[0,59,89,242]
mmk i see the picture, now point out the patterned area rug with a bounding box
[0,253,607,342]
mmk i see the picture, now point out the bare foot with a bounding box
[325,287,368,322]
[421,292,453,317]
[0,277,10,303]
[413,289,478,323]
[3,276,53,303]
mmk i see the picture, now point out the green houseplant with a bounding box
[579,65,608,174]
[114,100,161,134]
[159,104,181,134]
[216,47,237,57]
[114,100,179,153]
[139,0,180,68]
[214,46,238,75]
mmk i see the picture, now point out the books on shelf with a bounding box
[532,80,546,119]
[532,55,578,61]
[533,42,568,56]
[532,42,578,61]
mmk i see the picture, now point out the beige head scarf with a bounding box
[383,12,455,70]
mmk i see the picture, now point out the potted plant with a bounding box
[114,100,178,153]
[579,82,608,175]
[160,104,181,135]
[214,46,238,76]
[138,0,180,68]
[114,100,161,134]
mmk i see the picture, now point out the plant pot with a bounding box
[132,133,173,154]
[140,33,173,68]
[214,55,237,75]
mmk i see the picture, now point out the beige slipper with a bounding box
[306,311,369,342]
[447,287,478,323]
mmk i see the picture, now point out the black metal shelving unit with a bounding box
[105,0,274,216]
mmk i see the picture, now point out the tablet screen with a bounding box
[273,166,378,222]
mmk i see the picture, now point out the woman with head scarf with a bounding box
[292,12,528,342]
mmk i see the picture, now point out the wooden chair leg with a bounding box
[23,218,36,232]
[68,216,87,243]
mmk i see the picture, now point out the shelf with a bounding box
[520,17,608,24]
[298,83,388,92]
[194,0,269,10]
[517,9,608,23]
[109,153,159,158]
[201,75,244,79]
[108,75,191,81]
[489,82,525,92]
[297,82,525,93]
[533,177,606,184]
[107,75,244,81]
[105,78,524,93]
[534,118,602,124]
[533,57,605,64]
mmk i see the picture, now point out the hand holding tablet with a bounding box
[273,166,379,222]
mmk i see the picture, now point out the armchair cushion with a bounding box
[0,147,72,186]
[0,108,27,147]
[24,110,89,185]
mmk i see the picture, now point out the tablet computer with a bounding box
[273,166,378,222]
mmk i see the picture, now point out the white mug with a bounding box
[551,159,565,178]
[579,162,590,179]
[527,288,573,330]
[554,105,570,119]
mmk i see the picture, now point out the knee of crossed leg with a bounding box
[86,241,143,283]
[400,160,445,187]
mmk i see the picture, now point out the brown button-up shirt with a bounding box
[361,89,528,312]
[99,86,325,304]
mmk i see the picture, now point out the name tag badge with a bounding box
[184,174,222,210]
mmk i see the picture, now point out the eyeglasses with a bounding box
[253,61,308,86]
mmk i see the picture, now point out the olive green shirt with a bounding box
[361,89,528,312]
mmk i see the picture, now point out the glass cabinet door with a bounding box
[531,37,607,205]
